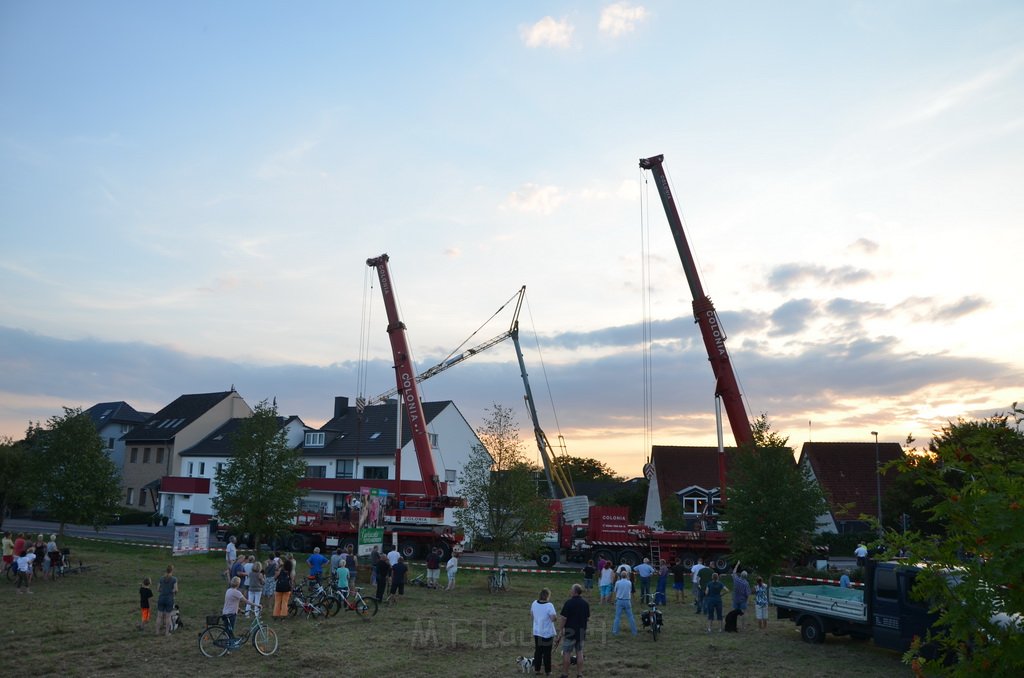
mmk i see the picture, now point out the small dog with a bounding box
[724,608,743,632]
[514,656,534,672]
[170,605,185,632]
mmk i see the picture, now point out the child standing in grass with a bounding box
[139,577,153,630]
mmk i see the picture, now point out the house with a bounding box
[120,389,252,515]
[299,396,483,526]
[643,445,737,529]
[797,441,905,534]
[84,401,151,474]
[169,415,308,525]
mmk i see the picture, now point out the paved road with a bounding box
[1,519,585,570]
[2,518,176,545]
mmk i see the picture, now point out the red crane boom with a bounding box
[639,154,755,466]
[366,254,443,500]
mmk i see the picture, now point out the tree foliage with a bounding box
[454,404,552,566]
[557,454,622,483]
[212,400,307,549]
[594,478,649,523]
[26,408,121,535]
[882,404,1024,676]
[725,414,827,575]
[0,435,29,529]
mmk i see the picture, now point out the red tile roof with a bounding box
[650,445,737,509]
[797,442,904,523]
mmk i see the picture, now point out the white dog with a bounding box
[514,656,534,673]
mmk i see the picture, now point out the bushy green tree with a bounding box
[27,408,121,535]
[455,404,552,567]
[0,435,29,530]
[212,400,307,550]
[725,414,827,574]
[557,454,621,483]
[883,404,1024,676]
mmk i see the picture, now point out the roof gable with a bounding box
[797,441,904,522]
[124,391,234,442]
[650,445,737,512]
[85,401,150,429]
[309,398,452,457]
[180,416,293,457]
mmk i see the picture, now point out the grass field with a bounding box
[0,538,911,677]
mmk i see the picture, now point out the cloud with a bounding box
[891,50,1024,127]
[769,298,818,336]
[849,238,879,254]
[520,16,574,49]
[767,263,873,291]
[444,247,462,258]
[499,183,564,214]
[599,2,648,37]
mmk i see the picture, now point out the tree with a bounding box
[557,455,622,483]
[26,408,121,535]
[882,404,1024,676]
[725,414,827,574]
[454,404,553,567]
[212,400,307,550]
[0,435,29,529]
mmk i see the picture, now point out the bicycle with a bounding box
[640,594,664,641]
[287,587,329,620]
[487,565,510,593]
[304,577,341,617]
[334,586,379,619]
[198,606,278,657]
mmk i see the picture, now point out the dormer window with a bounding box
[305,432,325,448]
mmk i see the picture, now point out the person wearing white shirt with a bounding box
[529,588,558,675]
[387,547,400,567]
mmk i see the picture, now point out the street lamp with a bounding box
[871,431,882,533]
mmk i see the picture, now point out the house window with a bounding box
[126,487,134,505]
[107,437,115,449]
[428,432,439,448]
[143,447,151,463]
[335,459,354,479]
[363,466,389,480]
[130,448,138,463]
[445,469,456,483]
[216,462,224,475]
[156,448,164,464]
[305,431,325,447]
[306,465,327,479]
[198,462,205,475]
[187,462,194,477]
[139,489,147,507]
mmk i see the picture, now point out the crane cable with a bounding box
[640,170,654,465]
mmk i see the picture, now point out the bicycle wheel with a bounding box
[487,575,497,593]
[252,626,279,656]
[5,566,16,582]
[198,626,230,657]
[323,596,341,617]
[287,598,300,618]
[651,617,659,641]
[355,596,378,619]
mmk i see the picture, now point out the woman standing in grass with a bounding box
[273,558,292,621]
[530,588,558,676]
[598,561,614,604]
[154,564,178,636]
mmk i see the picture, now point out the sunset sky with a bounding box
[2,2,1021,476]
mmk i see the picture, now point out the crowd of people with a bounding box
[2,531,64,594]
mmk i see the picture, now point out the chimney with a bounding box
[334,396,349,418]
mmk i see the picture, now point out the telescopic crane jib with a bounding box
[639,155,755,498]
[366,254,451,506]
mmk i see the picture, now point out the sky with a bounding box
[1,1,1022,477]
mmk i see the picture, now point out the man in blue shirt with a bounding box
[635,558,655,601]
[307,547,328,583]
[612,571,638,636]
